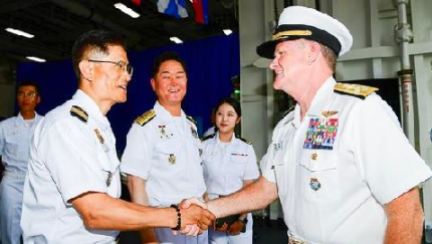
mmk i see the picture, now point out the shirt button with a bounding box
[311,152,318,160]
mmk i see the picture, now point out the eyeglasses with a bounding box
[88,59,134,76]
[17,91,38,98]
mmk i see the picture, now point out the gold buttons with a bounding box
[311,152,318,160]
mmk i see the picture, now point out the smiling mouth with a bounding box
[168,87,180,93]
[118,84,127,90]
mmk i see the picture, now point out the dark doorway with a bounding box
[342,78,401,121]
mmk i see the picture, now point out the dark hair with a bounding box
[17,81,40,95]
[215,97,241,117]
[71,29,126,79]
[151,51,187,77]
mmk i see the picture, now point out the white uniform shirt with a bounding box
[121,102,206,207]
[261,77,432,244]
[0,112,42,174]
[202,133,259,196]
[21,90,121,244]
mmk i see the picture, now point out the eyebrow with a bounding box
[160,70,185,75]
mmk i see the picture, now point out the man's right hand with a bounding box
[180,203,215,230]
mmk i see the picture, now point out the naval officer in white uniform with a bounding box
[0,81,42,244]
[121,52,208,243]
[183,6,432,244]
[202,97,259,244]
[21,30,214,244]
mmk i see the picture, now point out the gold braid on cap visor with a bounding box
[272,30,312,40]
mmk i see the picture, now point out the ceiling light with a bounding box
[26,56,46,62]
[5,27,34,38]
[223,29,233,36]
[169,37,183,44]
[114,3,140,18]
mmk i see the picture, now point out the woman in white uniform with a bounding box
[202,98,260,244]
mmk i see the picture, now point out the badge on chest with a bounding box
[303,111,338,150]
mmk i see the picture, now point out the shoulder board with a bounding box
[135,110,156,126]
[334,83,378,99]
[186,115,197,126]
[238,137,252,145]
[202,133,215,141]
[282,105,295,117]
[70,105,88,123]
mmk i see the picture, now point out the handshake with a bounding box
[171,198,219,236]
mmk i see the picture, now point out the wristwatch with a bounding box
[238,216,248,224]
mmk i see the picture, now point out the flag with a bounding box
[157,0,189,18]
[131,0,141,6]
[192,0,208,24]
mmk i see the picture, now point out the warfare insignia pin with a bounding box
[321,110,338,118]
[168,154,176,164]
[309,178,321,191]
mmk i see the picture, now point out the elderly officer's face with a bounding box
[270,39,310,95]
[89,45,131,105]
[151,59,187,107]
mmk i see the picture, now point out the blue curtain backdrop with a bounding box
[16,34,240,154]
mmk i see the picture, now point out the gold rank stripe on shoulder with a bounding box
[186,115,197,126]
[70,105,88,123]
[334,83,379,99]
[135,110,156,126]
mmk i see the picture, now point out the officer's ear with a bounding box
[79,60,93,82]
[235,117,241,125]
[308,41,321,64]
[150,78,156,92]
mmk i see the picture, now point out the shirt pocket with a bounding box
[4,135,20,156]
[299,152,339,202]
[154,141,181,166]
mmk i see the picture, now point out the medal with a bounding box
[309,178,321,191]
[168,154,176,164]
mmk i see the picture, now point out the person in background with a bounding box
[20,30,214,243]
[183,6,432,243]
[121,51,208,243]
[202,97,259,244]
[0,81,43,244]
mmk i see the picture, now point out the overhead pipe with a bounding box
[49,0,141,45]
[394,0,415,144]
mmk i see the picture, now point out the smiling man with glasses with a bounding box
[21,30,214,243]
[87,59,134,76]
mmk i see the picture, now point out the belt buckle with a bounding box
[288,236,305,244]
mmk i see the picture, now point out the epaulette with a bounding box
[135,110,156,126]
[239,137,252,145]
[186,115,197,126]
[202,133,215,141]
[334,83,378,99]
[282,105,295,118]
[70,105,88,123]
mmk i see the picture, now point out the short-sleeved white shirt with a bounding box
[121,102,206,207]
[261,77,432,243]
[202,132,259,196]
[21,90,121,243]
[0,112,42,174]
